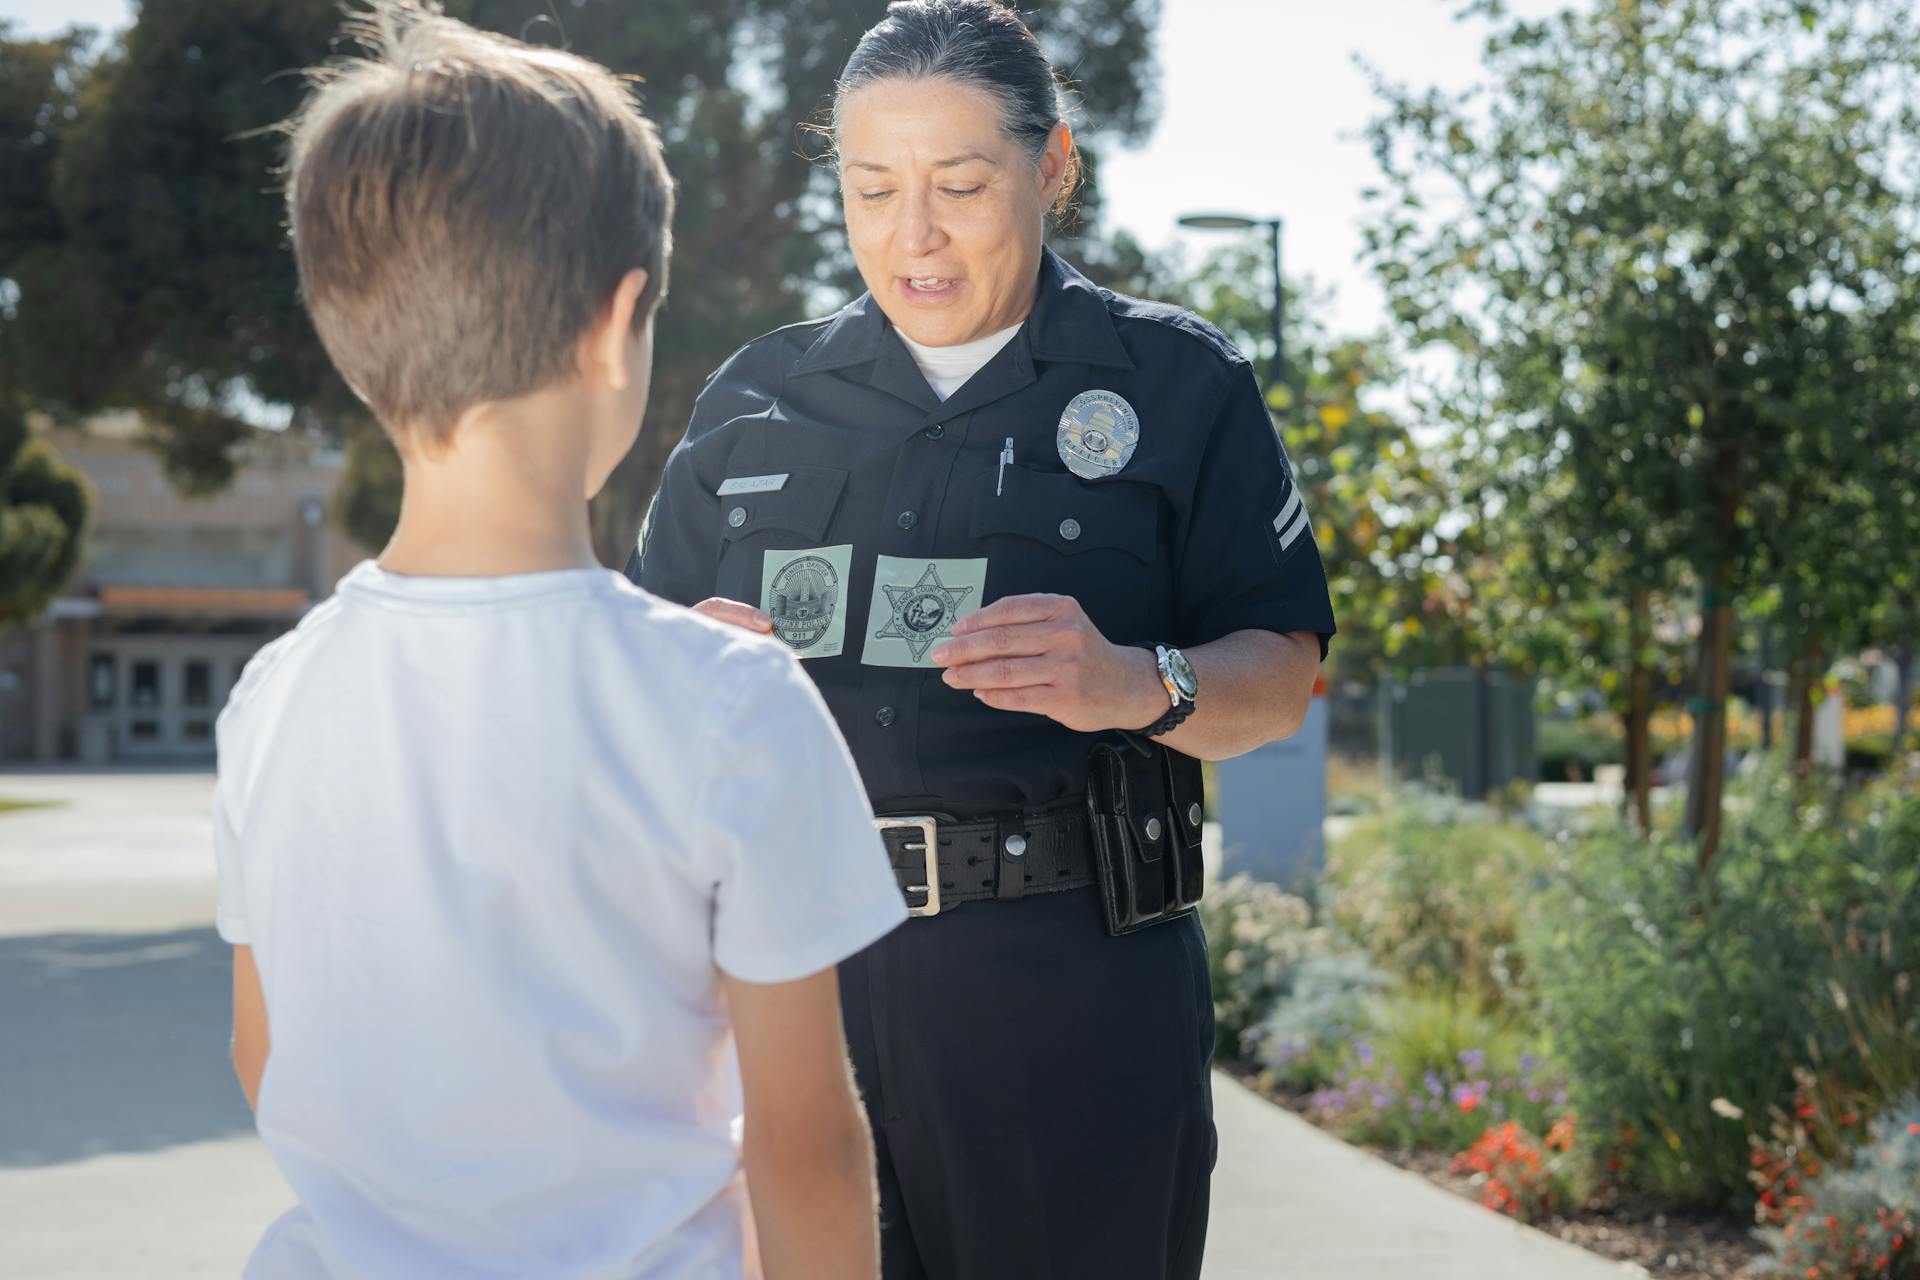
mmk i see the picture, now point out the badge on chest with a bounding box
[1056,389,1140,480]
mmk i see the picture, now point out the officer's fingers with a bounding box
[940,656,1054,691]
[950,593,1068,637]
[690,598,774,633]
[972,685,1053,715]
[930,622,1053,667]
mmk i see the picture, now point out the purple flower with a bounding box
[1355,1041,1376,1067]
[1519,1053,1538,1073]
[1424,1070,1445,1098]
[1458,1048,1487,1073]
[1552,1090,1569,1107]
[1526,1088,1543,1104]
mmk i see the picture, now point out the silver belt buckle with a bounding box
[875,816,941,917]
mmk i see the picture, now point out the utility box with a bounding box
[1379,667,1536,798]
[1216,679,1329,892]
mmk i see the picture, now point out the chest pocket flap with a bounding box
[969,466,1160,564]
[717,463,848,544]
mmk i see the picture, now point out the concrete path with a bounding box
[0,769,1638,1278]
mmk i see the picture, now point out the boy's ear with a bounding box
[579,269,650,390]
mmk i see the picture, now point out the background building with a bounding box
[0,416,364,763]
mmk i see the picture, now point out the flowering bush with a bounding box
[1752,1070,1876,1231]
[1452,1119,1581,1223]
[1761,1096,1920,1279]
[1253,951,1389,1091]
[1307,1033,1572,1155]
[1325,788,1547,1014]
[1198,875,1347,1059]
[1526,769,1920,1209]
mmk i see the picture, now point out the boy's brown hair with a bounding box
[285,3,673,446]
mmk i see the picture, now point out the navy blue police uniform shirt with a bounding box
[628,247,1336,814]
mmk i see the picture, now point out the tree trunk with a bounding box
[1684,567,1735,870]
[1792,635,1822,780]
[1624,592,1654,834]
[1893,637,1914,760]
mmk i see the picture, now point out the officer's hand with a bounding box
[930,594,1168,733]
[690,598,775,635]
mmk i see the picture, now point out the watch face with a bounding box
[1166,648,1199,700]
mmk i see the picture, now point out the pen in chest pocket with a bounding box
[997,437,1014,497]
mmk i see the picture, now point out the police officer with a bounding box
[630,3,1336,1276]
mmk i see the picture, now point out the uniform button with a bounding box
[924,423,945,440]
[1003,833,1028,858]
[1144,816,1164,841]
[1188,802,1203,828]
[875,706,896,728]
[897,511,918,530]
[727,506,747,529]
[1059,518,1082,541]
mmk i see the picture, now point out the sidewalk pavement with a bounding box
[0,769,1641,1278]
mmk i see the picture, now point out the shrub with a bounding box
[1199,874,1341,1060]
[1326,789,1549,1013]
[1453,1119,1583,1224]
[1761,1096,1920,1279]
[1253,951,1390,1091]
[1526,770,1920,1210]
[1303,988,1570,1153]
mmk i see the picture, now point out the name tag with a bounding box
[717,473,789,496]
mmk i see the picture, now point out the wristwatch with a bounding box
[1134,642,1198,738]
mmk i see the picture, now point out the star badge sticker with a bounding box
[875,563,975,662]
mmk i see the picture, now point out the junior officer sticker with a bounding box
[762,545,853,659]
[1056,389,1140,480]
[860,556,989,668]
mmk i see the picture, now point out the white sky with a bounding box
[0,0,1564,340]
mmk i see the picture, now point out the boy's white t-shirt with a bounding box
[213,561,906,1279]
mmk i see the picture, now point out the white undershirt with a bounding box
[897,322,1024,400]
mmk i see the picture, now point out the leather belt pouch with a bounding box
[1085,739,1206,936]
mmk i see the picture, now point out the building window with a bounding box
[131,660,160,709]
[130,720,161,742]
[183,660,212,709]
[89,655,118,710]
[183,720,213,743]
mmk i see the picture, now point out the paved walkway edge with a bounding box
[1203,1070,1646,1279]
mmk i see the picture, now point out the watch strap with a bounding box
[1132,642,1197,738]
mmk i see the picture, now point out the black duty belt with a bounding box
[873,800,1096,918]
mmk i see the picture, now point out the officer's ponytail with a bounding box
[830,0,1082,221]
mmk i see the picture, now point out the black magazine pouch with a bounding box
[1085,738,1206,936]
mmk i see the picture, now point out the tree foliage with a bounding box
[0,402,91,623]
[0,0,1162,563]
[1171,241,1481,684]
[1364,0,1920,855]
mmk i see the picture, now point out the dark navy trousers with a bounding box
[838,886,1217,1280]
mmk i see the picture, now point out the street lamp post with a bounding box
[1177,212,1286,399]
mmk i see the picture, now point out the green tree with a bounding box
[1365,0,1920,862]
[0,402,91,622]
[0,0,1162,562]
[1169,241,1488,685]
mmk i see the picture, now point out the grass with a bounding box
[0,797,60,815]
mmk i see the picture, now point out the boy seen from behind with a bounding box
[215,7,905,1276]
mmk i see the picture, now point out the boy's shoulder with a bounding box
[220,591,353,729]
[601,578,799,683]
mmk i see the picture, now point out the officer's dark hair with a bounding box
[830,0,1081,219]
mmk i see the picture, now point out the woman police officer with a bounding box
[629,2,1336,1275]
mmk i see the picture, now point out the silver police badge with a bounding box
[1056,389,1140,480]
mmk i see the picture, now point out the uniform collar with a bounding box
[792,246,1136,382]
